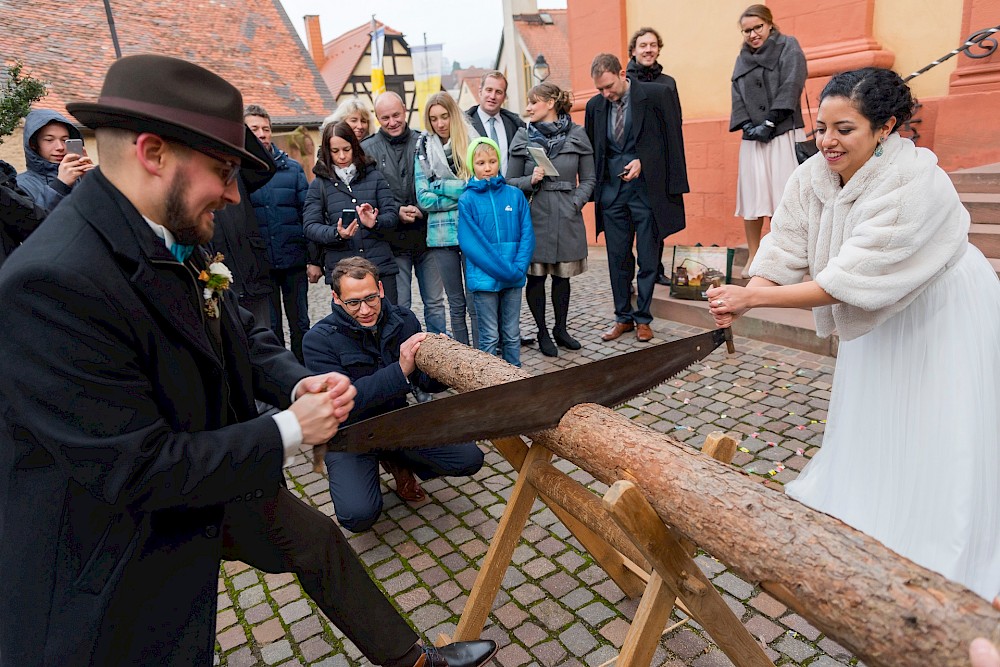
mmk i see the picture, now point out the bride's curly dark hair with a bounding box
[820,67,915,133]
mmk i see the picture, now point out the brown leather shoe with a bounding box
[636,323,654,342]
[601,321,635,341]
[381,460,426,502]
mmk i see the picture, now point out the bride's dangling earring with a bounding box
[874,135,886,157]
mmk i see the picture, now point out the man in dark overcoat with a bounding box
[585,52,689,344]
[0,54,495,667]
[625,26,682,285]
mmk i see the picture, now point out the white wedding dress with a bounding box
[786,243,1000,601]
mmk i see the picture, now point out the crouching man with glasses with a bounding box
[303,257,484,532]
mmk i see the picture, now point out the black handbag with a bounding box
[796,90,819,164]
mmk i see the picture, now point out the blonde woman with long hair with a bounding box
[414,91,479,344]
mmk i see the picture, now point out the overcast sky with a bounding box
[277,0,566,69]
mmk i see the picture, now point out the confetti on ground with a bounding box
[739,447,750,453]
[796,448,805,456]
[768,469,777,476]
[750,433,759,438]
[767,441,777,447]
[776,464,785,472]
[796,425,805,430]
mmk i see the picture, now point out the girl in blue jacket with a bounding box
[458,138,535,366]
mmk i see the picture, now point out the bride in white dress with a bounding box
[707,67,1000,601]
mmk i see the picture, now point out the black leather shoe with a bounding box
[417,640,498,667]
[655,274,671,286]
[411,386,434,403]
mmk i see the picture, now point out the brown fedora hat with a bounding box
[68,54,270,171]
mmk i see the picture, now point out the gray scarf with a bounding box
[424,134,459,182]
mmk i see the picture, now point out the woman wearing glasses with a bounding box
[303,121,400,304]
[730,4,807,277]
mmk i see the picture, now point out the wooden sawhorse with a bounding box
[445,432,774,667]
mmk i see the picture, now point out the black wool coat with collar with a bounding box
[0,168,309,665]
[584,79,690,241]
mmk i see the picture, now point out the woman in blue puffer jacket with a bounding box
[303,122,400,303]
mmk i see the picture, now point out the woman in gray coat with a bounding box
[730,4,806,277]
[508,83,596,357]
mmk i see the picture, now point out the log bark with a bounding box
[415,335,1000,667]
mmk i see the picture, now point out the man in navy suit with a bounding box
[584,53,689,343]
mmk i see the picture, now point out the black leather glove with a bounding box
[743,121,776,143]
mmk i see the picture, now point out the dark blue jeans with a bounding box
[394,250,446,335]
[425,247,475,345]
[267,267,310,363]
[325,444,484,532]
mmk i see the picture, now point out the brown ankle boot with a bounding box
[381,460,426,502]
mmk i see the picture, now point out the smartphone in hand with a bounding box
[341,209,358,225]
[65,139,84,156]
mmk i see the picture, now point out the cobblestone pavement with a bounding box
[214,249,856,667]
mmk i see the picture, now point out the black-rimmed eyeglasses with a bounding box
[341,293,380,311]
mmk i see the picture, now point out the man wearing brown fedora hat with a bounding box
[0,54,496,667]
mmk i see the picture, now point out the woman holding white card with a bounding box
[507,83,596,356]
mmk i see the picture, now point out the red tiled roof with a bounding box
[318,21,403,99]
[445,66,490,92]
[3,0,336,127]
[514,9,572,93]
[459,76,483,104]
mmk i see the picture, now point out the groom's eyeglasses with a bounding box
[341,294,381,311]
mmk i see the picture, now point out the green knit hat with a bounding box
[466,136,502,175]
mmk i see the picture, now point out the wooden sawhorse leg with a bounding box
[603,433,773,667]
[492,436,648,597]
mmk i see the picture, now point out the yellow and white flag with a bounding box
[370,23,386,97]
[411,43,443,127]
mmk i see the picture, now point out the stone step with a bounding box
[961,193,1000,224]
[950,163,1000,194]
[650,286,838,357]
[970,223,1000,258]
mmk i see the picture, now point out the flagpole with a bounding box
[103,0,123,58]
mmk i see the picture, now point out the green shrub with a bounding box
[0,61,48,144]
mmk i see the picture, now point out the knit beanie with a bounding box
[466,136,502,175]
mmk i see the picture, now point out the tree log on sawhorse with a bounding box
[414,335,1000,667]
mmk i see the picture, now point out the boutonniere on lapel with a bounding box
[198,253,233,319]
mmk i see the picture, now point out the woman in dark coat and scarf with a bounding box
[507,83,595,357]
[729,4,807,277]
[303,122,400,304]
